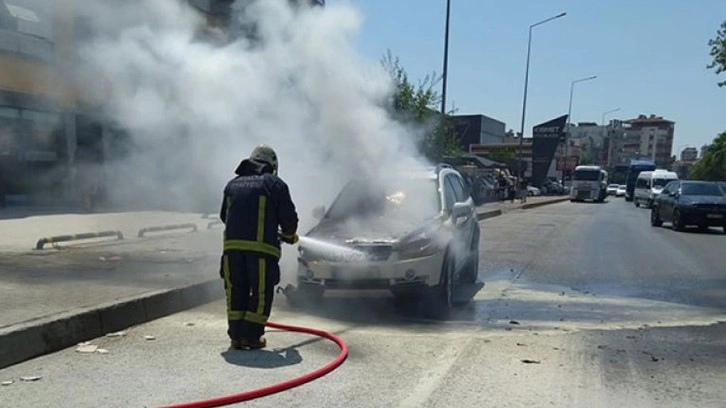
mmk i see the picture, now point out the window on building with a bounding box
[0,106,62,161]
[0,0,54,60]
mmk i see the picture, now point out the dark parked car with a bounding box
[651,180,726,232]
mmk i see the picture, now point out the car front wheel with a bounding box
[672,209,686,231]
[650,208,662,227]
[287,281,325,307]
[462,230,480,284]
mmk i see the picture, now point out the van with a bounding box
[634,170,679,208]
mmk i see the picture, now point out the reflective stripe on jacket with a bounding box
[220,159,298,258]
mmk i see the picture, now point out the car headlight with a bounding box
[396,229,440,260]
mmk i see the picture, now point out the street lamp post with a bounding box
[440,0,451,116]
[602,108,621,167]
[516,12,566,193]
[562,75,597,184]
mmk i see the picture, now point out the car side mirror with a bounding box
[451,202,470,225]
[312,206,326,220]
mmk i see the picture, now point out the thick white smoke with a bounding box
[71,0,427,229]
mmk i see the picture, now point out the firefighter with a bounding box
[219,144,299,350]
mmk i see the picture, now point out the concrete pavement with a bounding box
[0,211,225,368]
[0,195,569,369]
[2,199,726,406]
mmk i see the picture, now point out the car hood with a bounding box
[679,196,726,205]
[307,215,440,244]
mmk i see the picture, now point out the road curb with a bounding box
[476,209,502,221]
[475,197,569,220]
[0,279,224,369]
[521,197,570,210]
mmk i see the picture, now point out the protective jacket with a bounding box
[220,159,298,258]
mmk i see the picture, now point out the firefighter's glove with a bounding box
[280,233,299,245]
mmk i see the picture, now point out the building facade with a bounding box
[452,114,506,151]
[680,147,698,162]
[604,115,675,170]
[0,0,80,206]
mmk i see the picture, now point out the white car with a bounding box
[527,186,541,196]
[606,184,619,195]
[616,185,626,197]
[293,164,480,309]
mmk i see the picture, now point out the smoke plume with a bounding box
[71,0,426,225]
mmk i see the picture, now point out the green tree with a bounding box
[487,146,516,164]
[707,21,726,87]
[381,50,462,161]
[690,131,726,180]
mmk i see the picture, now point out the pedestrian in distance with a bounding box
[219,144,299,350]
[520,178,528,204]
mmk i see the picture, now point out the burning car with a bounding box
[293,164,480,308]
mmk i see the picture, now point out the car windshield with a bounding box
[325,178,440,222]
[608,184,618,188]
[652,178,672,188]
[681,182,724,196]
[573,170,600,181]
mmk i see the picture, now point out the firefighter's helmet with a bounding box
[250,144,278,175]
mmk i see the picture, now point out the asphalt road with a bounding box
[1,198,725,407]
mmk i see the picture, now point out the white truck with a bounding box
[570,165,608,202]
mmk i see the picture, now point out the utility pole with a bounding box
[440,0,451,116]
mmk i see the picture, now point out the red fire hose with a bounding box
[156,321,348,408]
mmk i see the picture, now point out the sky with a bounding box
[347,0,726,154]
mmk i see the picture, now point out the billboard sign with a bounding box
[531,115,568,187]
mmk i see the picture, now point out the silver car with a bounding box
[294,164,481,309]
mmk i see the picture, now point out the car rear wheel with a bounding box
[672,210,685,231]
[650,208,662,227]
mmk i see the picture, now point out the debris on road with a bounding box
[144,335,156,341]
[185,322,195,327]
[521,359,541,364]
[1,380,14,386]
[106,331,127,337]
[20,376,41,382]
[509,320,520,325]
[76,344,99,353]
[97,348,109,354]
[642,351,660,362]
[516,342,527,346]
[99,255,123,262]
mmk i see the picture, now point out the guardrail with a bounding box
[137,223,198,238]
[35,231,124,250]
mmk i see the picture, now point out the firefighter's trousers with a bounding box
[220,251,280,341]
